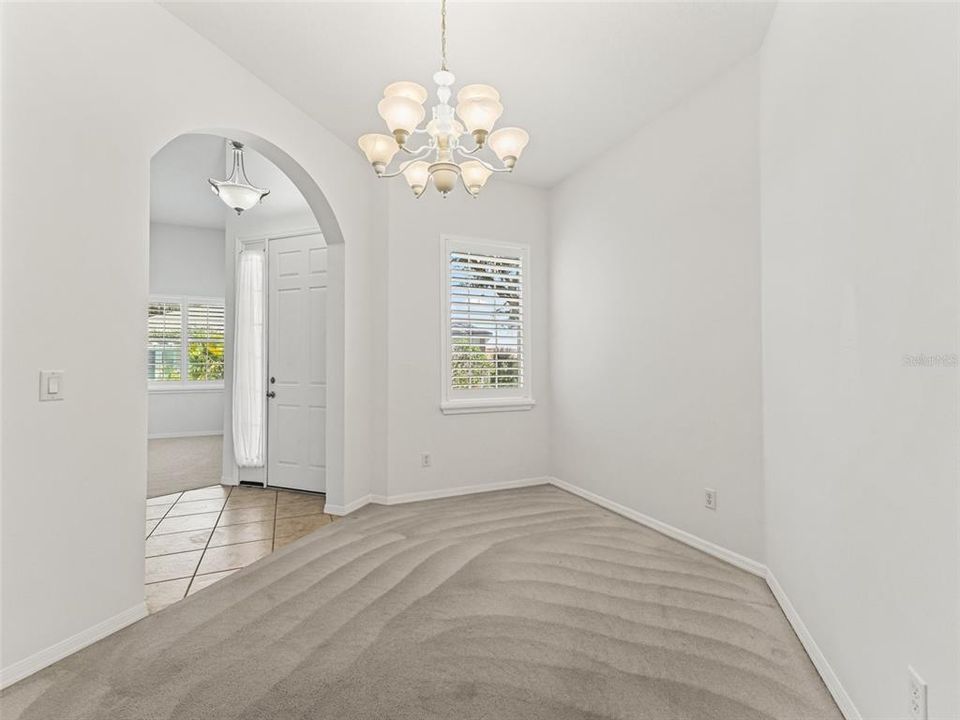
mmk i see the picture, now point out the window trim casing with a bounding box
[148,294,226,393]
[439,235,534,415]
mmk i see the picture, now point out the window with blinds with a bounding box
[148,302,182,382]
[187,303,225,381]
[147,297,225,386]
[442,237,533,413]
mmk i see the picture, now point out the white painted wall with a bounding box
[149,222,225,298]
[148,222,225,439]
[760,3,960,718]
[148,390,224,439]
[0,2,380,677]
[550,57,765,562]
[383,181,551,499]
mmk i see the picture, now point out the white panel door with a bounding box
[267,233,327,492]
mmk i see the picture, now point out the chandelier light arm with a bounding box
[456,143,485,156]
[398,138,434,155]
[378,147,435,179]
[453,148,513,173]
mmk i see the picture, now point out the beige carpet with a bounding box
[0,485,841,720]
[148,435,223,498]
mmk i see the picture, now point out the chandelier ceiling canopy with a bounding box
[357,0,529,198]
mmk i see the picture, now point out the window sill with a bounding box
[148,384,225,394]
[440,398,536,415]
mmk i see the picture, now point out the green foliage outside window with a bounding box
[452,342,495,388]
[188,340,224,381]
[451,341,521,388]
[148,300,224,383]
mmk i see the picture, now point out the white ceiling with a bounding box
[151,134,229,229]
[160,1,775,188]
[151,134,312,229]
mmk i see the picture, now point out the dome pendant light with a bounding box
[356,0,529,198]
[209,141,270,215]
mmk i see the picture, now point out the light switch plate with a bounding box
[39,371,64,401]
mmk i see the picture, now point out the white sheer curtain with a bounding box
[233,250,265,467]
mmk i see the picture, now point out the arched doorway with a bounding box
[144,130,345,611]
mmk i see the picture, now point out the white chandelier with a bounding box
[357,0,529,198]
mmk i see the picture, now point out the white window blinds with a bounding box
[442,238,532,411]
[449,250,524,390]
[187,303,225,382]
[147,302,182,382]
[441,237,533,413]
[147,298,224,385]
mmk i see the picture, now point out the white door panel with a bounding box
[268,232,326,493]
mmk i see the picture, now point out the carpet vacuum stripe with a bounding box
[0,485,842,720]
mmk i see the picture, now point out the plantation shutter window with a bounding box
[441,236,534,414]
[147,302,182,382]
[187,303,226,381]
[147,297,225,387]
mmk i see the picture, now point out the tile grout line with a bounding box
[146,491,184,540]
[145,539,279,587]
[271,490,280,551]
[182,486,234,600]
[147,506,322,558]
[145,534,271,560]
[146,487,327,609]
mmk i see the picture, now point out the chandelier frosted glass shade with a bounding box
[402,160,431,197]
[358,133,401,173]
[460,160,493,195]
[208,141,270,215]
[457,84,501,103]
[384,81,429,104]
[456,98,504,135]
[377,96,426,141]
[356,0,528,199]
[488,127,530,168]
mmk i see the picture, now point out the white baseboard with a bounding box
[0,602,147,690]
[325,494,372,516]
[548,476,859,720]
[371,476,551,506]
[765,571,862,720]
[220,475,239,487]
[325,477,551,516]
[548,476,766,576]
[147,431,223,440]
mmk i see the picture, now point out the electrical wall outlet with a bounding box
[704,488,717,511]
[420,452,432,468]
[908,666,927,720]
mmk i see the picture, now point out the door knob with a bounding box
[266,391,276,398]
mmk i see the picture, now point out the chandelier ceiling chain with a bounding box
[357,0,529,198]
[440,0,447,72]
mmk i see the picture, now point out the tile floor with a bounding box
[145,484,335,613]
